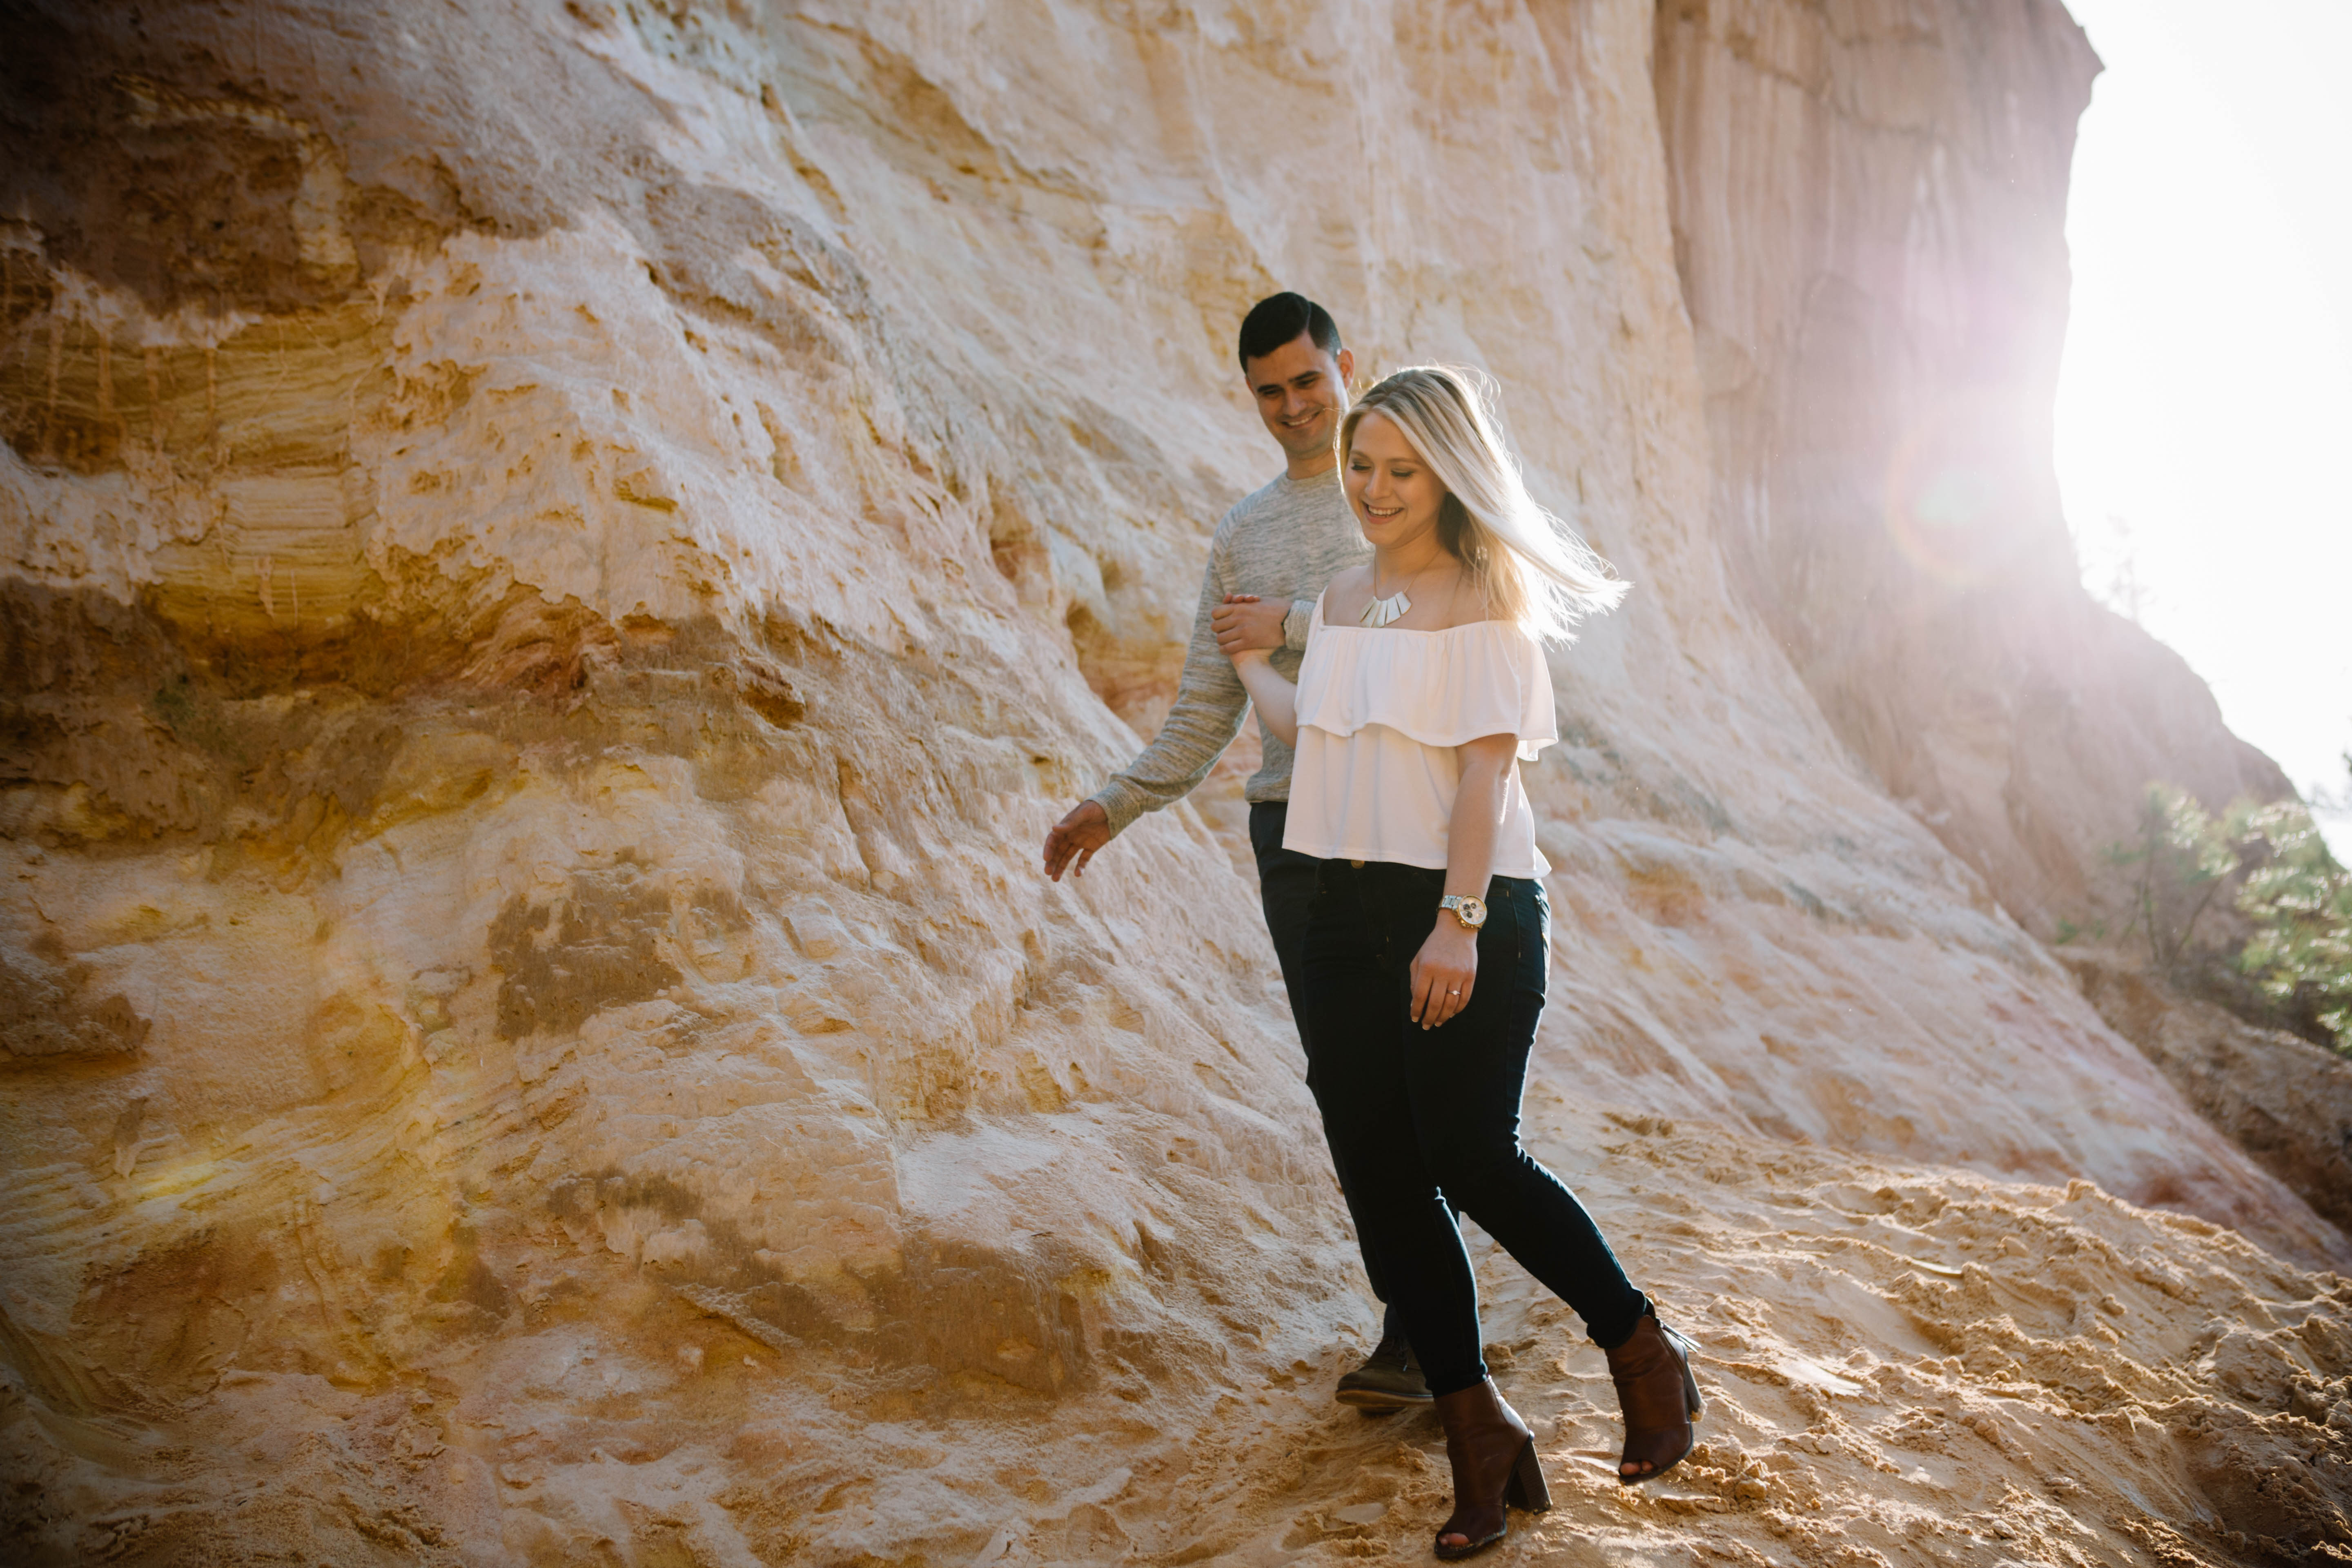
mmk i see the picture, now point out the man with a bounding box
[1040,292,1428,1410]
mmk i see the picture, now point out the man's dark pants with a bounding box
[1250,800,1408,1334]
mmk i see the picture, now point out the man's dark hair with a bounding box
[1237,292,1341,374]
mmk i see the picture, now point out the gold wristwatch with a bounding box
[1440,894,1488,931]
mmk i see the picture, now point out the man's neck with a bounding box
[1283,449,1339,483]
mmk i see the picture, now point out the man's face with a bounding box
[1245,333,1355,465]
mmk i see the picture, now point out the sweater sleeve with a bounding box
[1087,531,1249,835]
[1283,598,1316,652]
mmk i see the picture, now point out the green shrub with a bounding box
[2232,800,2352,1046]
[2105,783,2239,971]
[2105,780,2352,1054]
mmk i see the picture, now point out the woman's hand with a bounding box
[1423,735,1513,1029]
[1410,917,1479,1029]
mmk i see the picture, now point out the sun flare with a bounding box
[2055,0,2352,855]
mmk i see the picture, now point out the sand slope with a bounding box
[7,1110,2347,1562]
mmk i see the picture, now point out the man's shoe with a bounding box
[1336,1331,1432,1411]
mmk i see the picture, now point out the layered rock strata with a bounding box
[0,1,2344,1562]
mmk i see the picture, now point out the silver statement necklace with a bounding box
[1361,564,1416,627]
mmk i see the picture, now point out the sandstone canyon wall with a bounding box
[0,2,2345,1564]
[1652,0,2295,938]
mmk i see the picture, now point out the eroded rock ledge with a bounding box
[2064,948,2352,1239]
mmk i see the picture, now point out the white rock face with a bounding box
[1,2,2346,1562]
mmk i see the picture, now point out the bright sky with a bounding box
[2056,0,2352,860]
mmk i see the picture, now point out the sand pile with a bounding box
[0,0,2344,1562]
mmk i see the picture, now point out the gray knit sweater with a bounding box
[1090,466,1369,834]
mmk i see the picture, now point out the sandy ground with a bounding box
[11,1101,2345,1566]
[1134,1117,2352,1568]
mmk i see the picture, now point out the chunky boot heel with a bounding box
[1502,1437,1551,1513]
[1673,1326,1704,1420]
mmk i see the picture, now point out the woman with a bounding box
[1227,367,1701,1559]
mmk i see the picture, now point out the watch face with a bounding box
[1452,896,1487,927]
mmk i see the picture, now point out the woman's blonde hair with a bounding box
[1340,366,1628,641]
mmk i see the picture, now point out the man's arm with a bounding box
[1212,594,1313,655]
[1085,539,1251,835]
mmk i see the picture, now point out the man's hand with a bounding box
[1043,799,1114,881]
[1212,593,1289,656]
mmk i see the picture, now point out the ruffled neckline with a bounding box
[1296,596,1557,762]
[1311,599,1532,639]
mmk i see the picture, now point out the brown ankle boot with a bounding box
[1431,1379,1550,1560]
[1604,1311,1702,1485]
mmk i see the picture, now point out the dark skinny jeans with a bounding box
[1252,803,1417,1323]
[1295,857,1648,1396]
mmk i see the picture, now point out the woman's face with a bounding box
[1344,410,1447,549]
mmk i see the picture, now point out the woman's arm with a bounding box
[1228,648,1299,748]
[1221,596,1301,748]
[1409,733,1518,1030]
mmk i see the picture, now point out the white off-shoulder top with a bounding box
[1280,597,1557,877]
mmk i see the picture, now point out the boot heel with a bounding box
[1665,1326,1705,1419]
[1503,1438,1552,1513]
